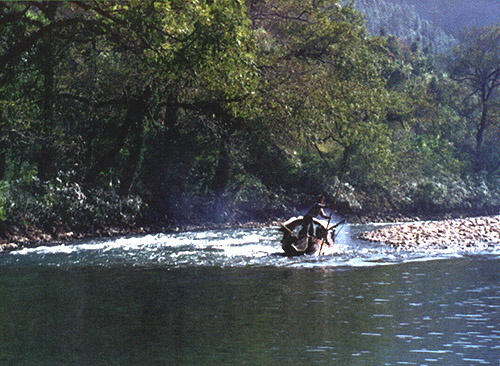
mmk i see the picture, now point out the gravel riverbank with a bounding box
[359,215,500,250]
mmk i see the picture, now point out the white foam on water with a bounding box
[12,233,175,256]
[5,224,500,268]
[222,243,277,257]
[15,244,76,255]
[201,234,262,247]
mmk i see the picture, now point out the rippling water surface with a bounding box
[1,223,500,365]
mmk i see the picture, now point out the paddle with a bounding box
[318,146,351,255]
[327,219,345,232]
[280,223,293,235]
[318,203,336,255]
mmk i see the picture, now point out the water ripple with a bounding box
[1,224,500,269]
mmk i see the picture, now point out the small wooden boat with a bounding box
[279,216,342,256]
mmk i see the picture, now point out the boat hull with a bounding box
[279,216,335,256]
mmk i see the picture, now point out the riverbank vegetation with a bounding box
[2,1,500,243]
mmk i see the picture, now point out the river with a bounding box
[1,223,500,365]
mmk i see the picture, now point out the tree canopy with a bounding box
[447,25,500,172]
[1,1,500,239]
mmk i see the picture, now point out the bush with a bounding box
[2,171,147,234]
[410,180,447,212]
[406,174,500,214]
[229,174,290,220]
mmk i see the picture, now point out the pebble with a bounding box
[0,243,19,252]
[359,215,500,250]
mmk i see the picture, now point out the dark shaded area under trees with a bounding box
[2,0,500,244]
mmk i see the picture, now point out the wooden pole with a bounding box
[280,223,293,235]
[318,146,351,255]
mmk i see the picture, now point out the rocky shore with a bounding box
[359,215,500,250]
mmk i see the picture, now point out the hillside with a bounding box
[352,0,456,54]
[404,0,500,36]
[354,0,500,54]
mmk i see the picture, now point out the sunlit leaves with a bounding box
[447,25,500,171]
[248,0,393,185]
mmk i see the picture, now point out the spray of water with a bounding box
[3,222,500,269]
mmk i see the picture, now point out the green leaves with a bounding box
[248,0,393,186]
[3,0,499,228]
[447,25,500,171]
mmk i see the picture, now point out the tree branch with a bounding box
[0,4,30,26]
[0,17,90,66]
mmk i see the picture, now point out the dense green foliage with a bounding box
[2,0,500,238]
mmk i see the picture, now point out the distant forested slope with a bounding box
[353,0,500,53]
[352,0,456,54]
[404,0,500,36]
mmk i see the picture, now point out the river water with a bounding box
[1,223,500,365]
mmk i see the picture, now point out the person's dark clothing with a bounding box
[305,202,329,219]
[299,202,329,237]
[300,214,315,237]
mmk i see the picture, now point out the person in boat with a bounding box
[299,195,330,238]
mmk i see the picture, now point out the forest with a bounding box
[2,0,500,241]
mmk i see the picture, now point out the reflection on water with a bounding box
[1,224,500,365]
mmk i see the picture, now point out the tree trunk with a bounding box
[0,149,5,180]
[212,140,230,220]
[118,115,144,197]
[0,113,6,180]
[148,104,179,221]
[475,100,488,171]
[36,40,56,181]
[84,100,142,185]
